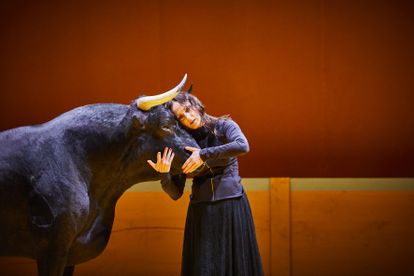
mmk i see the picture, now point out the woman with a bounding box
[147,90,264,276]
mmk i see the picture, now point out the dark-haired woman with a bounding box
[147,92,264,276]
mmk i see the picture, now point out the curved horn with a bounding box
[136,74,187,111]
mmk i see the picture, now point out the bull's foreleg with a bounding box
[63,265,75,276]
[30,174,89,276]
[36,242,77,276]
[37,251,70,276]
[35,217,79,276]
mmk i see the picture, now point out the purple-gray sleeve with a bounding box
[160,173,186,200]
[199,119,249,161]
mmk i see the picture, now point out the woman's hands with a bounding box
[182,146,204,174]
[147,147,175,173]
[147,146,204,174]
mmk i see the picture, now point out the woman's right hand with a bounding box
[147,147,175,173]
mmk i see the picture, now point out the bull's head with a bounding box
[127,74,199,177]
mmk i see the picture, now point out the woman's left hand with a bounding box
[182,146,204,174]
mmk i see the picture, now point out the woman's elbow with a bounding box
[169,191,183,201]
[242,145,249,155]
[162,185,183,201]
[244,142,250,153]
[239,140,250,154]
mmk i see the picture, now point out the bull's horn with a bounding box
[136,74,187,111]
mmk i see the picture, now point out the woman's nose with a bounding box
[184,112,193,120]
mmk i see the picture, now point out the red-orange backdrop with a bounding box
[1,0,413,177]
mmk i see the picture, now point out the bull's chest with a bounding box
[68,204,116,264]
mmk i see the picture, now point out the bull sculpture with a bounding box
[0,74,198,276]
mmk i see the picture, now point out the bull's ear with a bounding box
[132,112,146,130]
[187,84,193,94]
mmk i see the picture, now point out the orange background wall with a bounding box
[1,0,414,177]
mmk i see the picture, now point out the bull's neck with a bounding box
[84,122,158,205]
[73,106,123,198]
[87,164,159,208]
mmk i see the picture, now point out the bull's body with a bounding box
[0,103,196,275]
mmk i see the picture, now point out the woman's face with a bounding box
[171,101,204,129]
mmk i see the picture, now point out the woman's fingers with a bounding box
[147,160,158,171]
[162,148,175,172]
[157,151,161,163]
[183,159,197,174]
[146,147,175,173]
[169,152,175,163]
[184,162,197,174]
[182,157,192,171]
[148,147,176,173]
[185,146,198,152]
[182,147,203,173]
[189,159,202,173]
[166,148,172,161]
[183,157,196,172]
[183,163,194,174]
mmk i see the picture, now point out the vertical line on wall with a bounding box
[288,177,292,276]
[157,0,164,90]
[319,0,329,174]
[270,178,291,276]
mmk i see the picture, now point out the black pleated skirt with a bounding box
[181,193,264,276]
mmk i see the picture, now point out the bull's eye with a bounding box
[161,125,173,135]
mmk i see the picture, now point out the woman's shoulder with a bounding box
[215,117,242,132]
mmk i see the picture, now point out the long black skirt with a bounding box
[181,193,264,276]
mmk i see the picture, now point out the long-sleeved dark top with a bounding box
[160,118,249,203]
